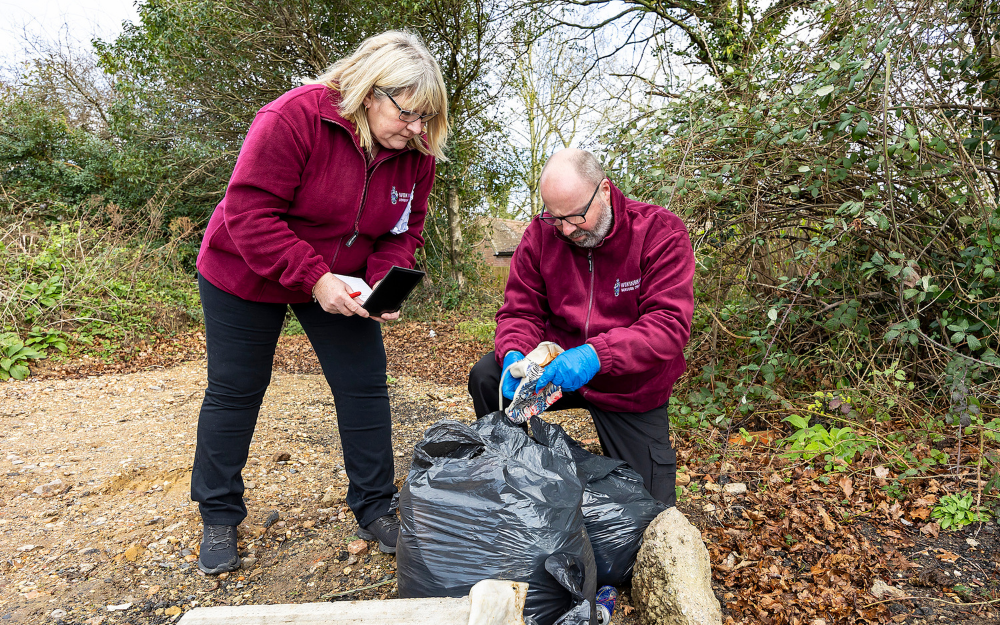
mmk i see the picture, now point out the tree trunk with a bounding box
[447,186,465,287]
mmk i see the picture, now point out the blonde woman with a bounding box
[193,31,448,574]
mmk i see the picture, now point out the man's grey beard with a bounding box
[569,202,613,248]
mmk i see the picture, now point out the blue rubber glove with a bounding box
[535,344,601,392]
[501,350,525,400]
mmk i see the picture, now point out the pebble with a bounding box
[106,603,132,612]
[321,492,336,505]
[17,544,38,552]
[309,561,326,574]
[723,482,747,495]
[675,472,691,486]
[348,539,368,556]
[245,482,255,489]
[50,609,67,619]
[80,563,95,573]
[703,503,717,512]
[33,479,65,497]
[343,566,353,575]
[164,606,182,616]
[272,452,291,462]
[704,483,722,493]
[242,557,257,569]
[263,511,280,528]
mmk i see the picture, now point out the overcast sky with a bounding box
[0,0,138,65]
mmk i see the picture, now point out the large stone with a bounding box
[632,507,722,625]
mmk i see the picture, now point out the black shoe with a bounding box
[198,524,241,574]
[357,514,400,554]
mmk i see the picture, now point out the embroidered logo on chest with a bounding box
[390,186,412,205]
[615,277,640,296]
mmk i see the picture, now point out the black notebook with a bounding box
[362,266,425,316]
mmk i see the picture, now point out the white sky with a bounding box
[0,0,138,66]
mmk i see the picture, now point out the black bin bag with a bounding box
[530,417,667,587]
[396,412,596,625]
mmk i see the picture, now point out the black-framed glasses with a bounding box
[374,87,438,124]
[539,180,604,226]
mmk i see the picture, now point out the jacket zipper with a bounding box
[346,161,382,247]
[320,116,384,249]
[584,250,595,340]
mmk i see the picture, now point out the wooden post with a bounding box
[177,579,527,625]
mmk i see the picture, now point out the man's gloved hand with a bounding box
[501,350,525,400]
[535,344,600,392]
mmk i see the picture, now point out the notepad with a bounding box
[332,274,373,302]
[362,266,425,316]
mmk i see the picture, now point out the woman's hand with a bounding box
[312,273,369,318]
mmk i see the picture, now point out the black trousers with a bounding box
[192,275,395,528]
[469,351,677,506]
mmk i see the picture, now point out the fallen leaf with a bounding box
[838,476,854,499]
[910,507,930,520]
[936,550,960,563]
[817,506,836,532]
[920,521,940,538]
[874,466,890,479]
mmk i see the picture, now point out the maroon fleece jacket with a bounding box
[197,84,436,302]
[495,182,695,412]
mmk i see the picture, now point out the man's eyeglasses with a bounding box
[539,180,604,226]
[374,87,438,124]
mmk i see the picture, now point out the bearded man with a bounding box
[467,148,695,505]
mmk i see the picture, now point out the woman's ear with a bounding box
[363,91,373,109]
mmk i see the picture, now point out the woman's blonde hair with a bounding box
[308,31,449,160]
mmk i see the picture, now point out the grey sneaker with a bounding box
[357,514,400,554]
[198,524,240,574]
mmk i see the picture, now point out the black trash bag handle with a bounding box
[412,419,487,469]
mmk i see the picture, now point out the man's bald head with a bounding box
[539,148,606,192]
[537,148,613,248]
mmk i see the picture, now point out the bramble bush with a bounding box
[606,1,999,435]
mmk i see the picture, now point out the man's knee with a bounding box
[469,351,499,389]
[469,351,502,417]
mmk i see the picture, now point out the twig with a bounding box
[974,427,984,537]
[863,595,1000,608]
[702,306,752,340]
[321,577,396,599]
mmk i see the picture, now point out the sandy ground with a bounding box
[0,357,610,625]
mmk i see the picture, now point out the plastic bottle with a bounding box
[596,585,618,625]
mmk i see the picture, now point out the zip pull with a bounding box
[588,251,593,273]
[346,231,358,247]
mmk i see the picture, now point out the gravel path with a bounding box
[0,333,606,624]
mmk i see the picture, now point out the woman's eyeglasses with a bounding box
[374,87,438,124]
